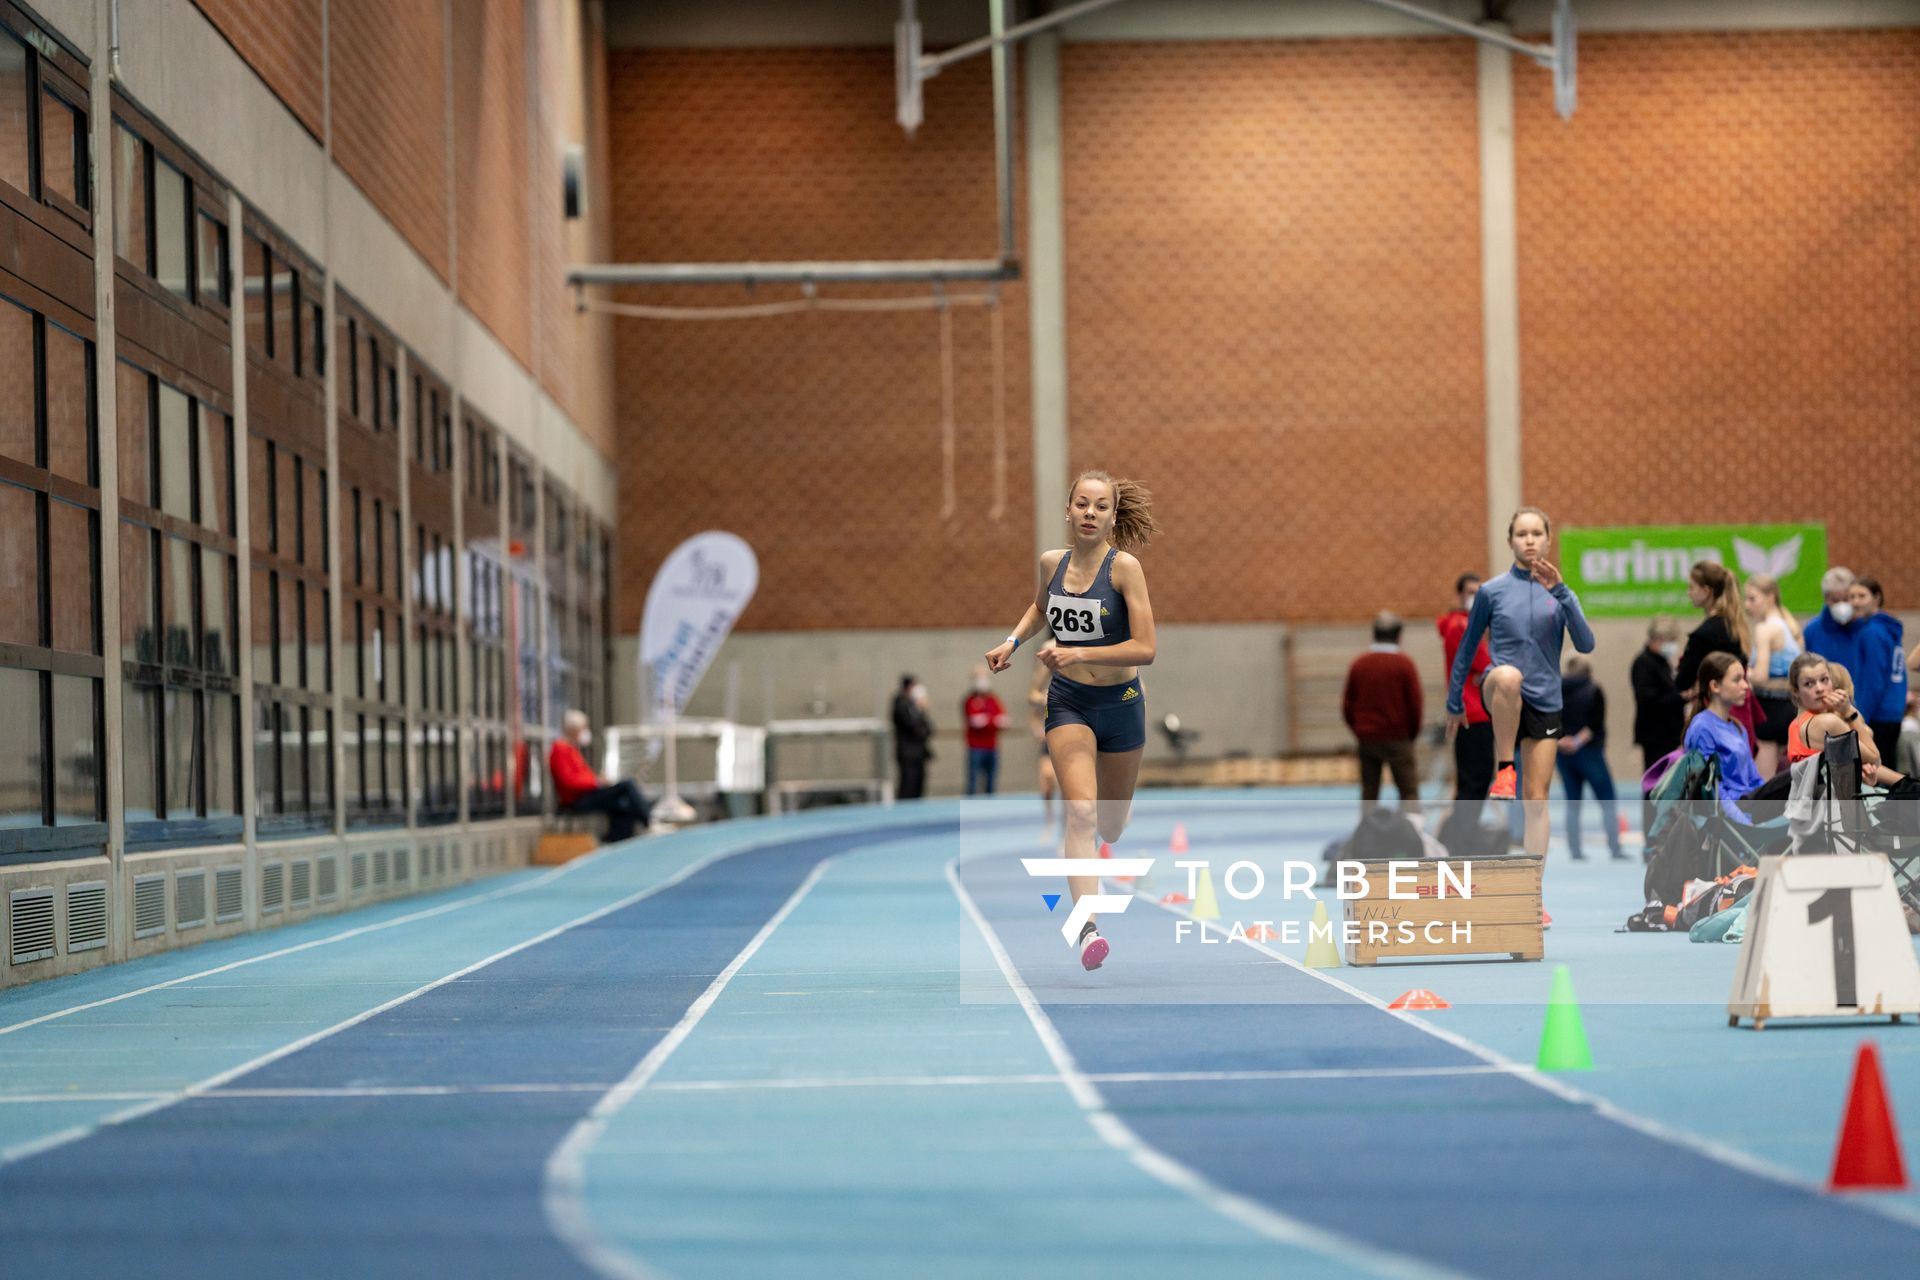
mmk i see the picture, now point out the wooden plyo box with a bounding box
[1343,855,1544,966]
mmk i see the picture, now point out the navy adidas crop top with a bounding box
[1045,548,1131,648]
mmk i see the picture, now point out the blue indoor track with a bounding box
[3,790,1919,1278]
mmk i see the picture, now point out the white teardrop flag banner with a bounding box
[640,532,759,718]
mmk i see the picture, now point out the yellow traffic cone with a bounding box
[1191,865,1221,921]
[1304,899,1343,968]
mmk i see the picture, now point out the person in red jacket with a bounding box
[1342,613,1424,815]
[963,665,1011,795]
[549,709,650,843]
[1437,572,1494,807]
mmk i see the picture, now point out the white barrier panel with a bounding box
[1729,854,1920,1029]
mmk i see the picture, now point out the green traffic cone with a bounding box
[1536,964,1593,1072]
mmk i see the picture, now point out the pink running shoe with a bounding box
[1080,928,1109,971]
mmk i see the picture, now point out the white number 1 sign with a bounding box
[1729,855,1920,1030]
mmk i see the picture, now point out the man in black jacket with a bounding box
[1631,618,1685,835]
[891,675,934,800]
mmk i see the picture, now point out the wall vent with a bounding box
[317,855,339,901]
[9,889,54,965]
[372,849,389,886]
[65,881,107,953]
[133,873,168,939]
[261,861,285,914]
[290,859,312,907]
[176,869,208,929]
[214,866,244,923]
[350,851,367,892]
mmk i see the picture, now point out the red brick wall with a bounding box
[192,0,324,139]
[330,0,450,280]
[607,51,1030,633]
[1515,29,1920,604]
[453,0,533,366]
[1061,39,1486,625]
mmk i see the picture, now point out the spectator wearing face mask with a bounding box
[1632,618,1685,776]
[892,674,935,800]
[962,664,1011,795]
[1842,576,1909,766]
[1802,567,1865,693]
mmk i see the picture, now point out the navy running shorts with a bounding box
[1045,674,1146,753]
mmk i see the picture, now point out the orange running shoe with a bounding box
[1488,764,1517,799]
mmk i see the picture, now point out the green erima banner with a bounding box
[1559,523,1828,618]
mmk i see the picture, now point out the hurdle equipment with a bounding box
[1536,965,1594,1072]
[1388,989,1451,1011]
[1828,1042,1909,1191]
[1728,854,1920,1030]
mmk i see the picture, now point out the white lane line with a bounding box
[0,849,622,1039]
[946,859,1471,1280]
[542,861,832,1280]
[0,1063,1520,1107]
[1137,890,1920,1234]
[0,842,737,1170]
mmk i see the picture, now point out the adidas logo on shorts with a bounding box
[1121,686,1139,701]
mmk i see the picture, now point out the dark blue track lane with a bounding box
[0,823,954,1279]
[958,851,1920,1280]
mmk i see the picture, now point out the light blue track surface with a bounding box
[0,789,1916,1277]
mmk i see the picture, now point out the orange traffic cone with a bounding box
[1160,891,1190,906]
[1388,989,1451,1011]
[1246,923,1278,942]
[1830,1042,1909,1191]
[1170,824,1189,854]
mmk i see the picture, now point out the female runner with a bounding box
[986,471,1158,970]
[1446,508,1595,923]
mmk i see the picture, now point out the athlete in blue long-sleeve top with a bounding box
[1446,508,1596,876]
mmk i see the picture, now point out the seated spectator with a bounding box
[1785,656,1909,788]
[1682,654,1765,824]
[1901,693,1920,782]
[549,709,651,843]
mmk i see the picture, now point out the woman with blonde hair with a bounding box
[1744,573,1802,777]
[1677,560,1759,757]
[987,471,1159,971]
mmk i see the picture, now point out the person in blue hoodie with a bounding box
[1847,576,1908,765]
[1446,507,1596,884]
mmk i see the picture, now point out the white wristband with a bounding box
[1005,634,1021,650]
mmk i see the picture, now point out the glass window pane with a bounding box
[0,667,40,827]
[249,435,271,549]
[312,710,332,815]
[251,565,273,687]
[207,692,236,818]
[40,92,80,206]
[197,211,226,307]
[117,361,150,504]
[52,675,99,823]
[112,123,147,266]
[156,382,191,521]
[153,157,189,299]
[281,701,304,814]
[120,523,154,664]
[45,322,91,486]
[309,465,326,571]
[0,295,33,467]
[308,300,325,378]
[0,481,38,648]
[49,500,94,654]
[164,534,194,667]
[254,698,278,815]
[310,585,330,694]
[244,234,269,355]
[122,679,156,821]
[162,687,198,816]
[199,409,231,535]
[281,450,299,562]
[0,36,28,196]
[272,258,294,371]
[282,578,301,692]
[202,547,229,675]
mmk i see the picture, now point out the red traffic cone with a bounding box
[1170,825,1189,854]
[1246,923,1277,942]
[1829,1042,1909,1191]
[1099,842,1113,859]
[1618,814,1630,836]
[1389,989,1451,1011]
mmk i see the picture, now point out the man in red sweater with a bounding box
[549,709,650,843]
[963,665,1011,795]
[1342,613,1424,815]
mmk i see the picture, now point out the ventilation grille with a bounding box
[176,869,208,929]
[215,866,244,923]
[435,846,446,876]
[394,847,409,883]
[317,855,339,901]
[290,859,312,907]
[372,849,389,886]
[261,862,285,914]
[65,881,107,953]
[133,874,168,939]
[453,847,463,873]
[9,889,54,965]
[350,851,367,891]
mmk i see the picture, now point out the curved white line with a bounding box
[946,857,1470,1280]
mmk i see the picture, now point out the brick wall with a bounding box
[1062,39,1487,625]
[329,0,450,280]
[1514,29,1920,606]
[192,0,324,139]
[607,51,1030,633]
[453,0,532,365]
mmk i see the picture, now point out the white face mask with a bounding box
[1830,602,1856,625]
[1660,642,1680,663]
[973,678,990,693]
